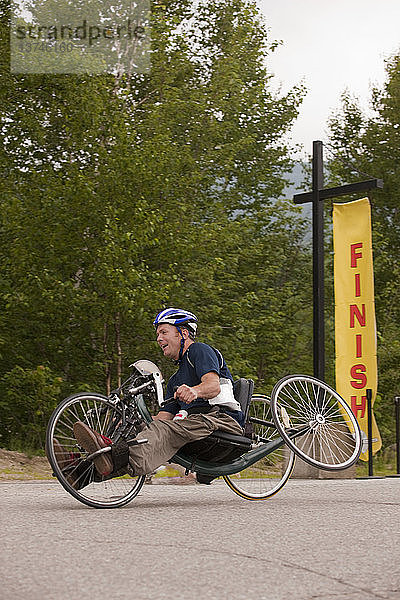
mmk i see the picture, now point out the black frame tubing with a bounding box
[367,388,373,477]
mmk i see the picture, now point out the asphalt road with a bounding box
[1,478,399,600]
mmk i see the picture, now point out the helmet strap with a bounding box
[176,326,186,362]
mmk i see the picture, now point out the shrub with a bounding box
[0,365,63,452]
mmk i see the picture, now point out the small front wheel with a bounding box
[271,375,362,471]
[223,395,295,500]
[46,393,145,508]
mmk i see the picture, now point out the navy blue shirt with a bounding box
[164,342,244,426]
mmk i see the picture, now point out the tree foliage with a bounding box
[0,0,312,450]
[327,54,400,446]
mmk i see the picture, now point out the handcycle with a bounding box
[46,360,362,509]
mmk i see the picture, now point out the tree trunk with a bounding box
[115,312,122,389]
[103,322,111,395]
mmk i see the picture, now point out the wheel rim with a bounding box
[47,394,144,508]
[272,376,362,470]
[224,395,295,500]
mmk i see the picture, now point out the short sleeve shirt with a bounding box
[164,342,243,425]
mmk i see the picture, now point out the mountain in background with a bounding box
[282,161,312,223]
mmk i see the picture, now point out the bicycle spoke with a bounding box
[47,394,145,508]
[271,375,361,470]
[224,395,295,500]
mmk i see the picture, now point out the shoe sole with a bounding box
[73,422,113,476]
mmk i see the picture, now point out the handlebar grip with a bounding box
[160,386,180,409]
[160,397,176,409]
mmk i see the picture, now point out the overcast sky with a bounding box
[258,0,400,157]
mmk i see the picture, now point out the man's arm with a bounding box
[175,372,220,404]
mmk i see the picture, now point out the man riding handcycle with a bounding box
[47,308,362,508]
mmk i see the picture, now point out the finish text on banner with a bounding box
[333,197,381,460]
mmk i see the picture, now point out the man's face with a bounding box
[156,323,182,360]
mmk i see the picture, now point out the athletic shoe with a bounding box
[73,421,114,476]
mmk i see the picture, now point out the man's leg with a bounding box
[128,409,239,475]
[74,408,243,477]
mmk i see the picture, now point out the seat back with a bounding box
[233,378,254,421]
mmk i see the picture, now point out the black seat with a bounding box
[177,378,254,464]
[233,378,254,422]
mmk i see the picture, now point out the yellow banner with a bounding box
[333,197,381,460]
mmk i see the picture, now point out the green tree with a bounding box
[0,365,63,451]
[0,0,310,449]
[327,54,400,447]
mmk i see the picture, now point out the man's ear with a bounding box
[181,327,190,340]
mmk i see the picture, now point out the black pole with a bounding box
[312,141,325,381]
[367,388,373,477]
[395,397,400,475]
[293,141,383,386]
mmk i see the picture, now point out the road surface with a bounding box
[1,478,399,599]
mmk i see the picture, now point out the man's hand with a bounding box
[175,384,198,404]
[174,373,220,404]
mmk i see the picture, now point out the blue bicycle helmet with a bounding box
[153,308,198,361]
[153,308,198,338]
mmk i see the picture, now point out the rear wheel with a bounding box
[271,375,362,471]
[46,393,145,508]
[223,395,295,500]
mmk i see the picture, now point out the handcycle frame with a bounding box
[137,395,288,478]
[46,360,362,508]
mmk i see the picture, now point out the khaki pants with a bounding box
[128,408,243,475]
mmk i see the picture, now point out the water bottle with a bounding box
[173,409,188,421]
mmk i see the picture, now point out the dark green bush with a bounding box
[0,365,63,452]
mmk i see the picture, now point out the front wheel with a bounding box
[271,375,362,471]
[223,395,295,500]
[46,393,145,508]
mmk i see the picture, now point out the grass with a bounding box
[153,466,184,478]
[356,461,398,478]
[1,468,25,475]
[355,445,399,477]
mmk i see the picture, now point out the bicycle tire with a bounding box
[271,375,362,471]
[223,395,295,500]
[46,393,145,508]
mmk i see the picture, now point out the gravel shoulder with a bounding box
[0,448,196,484]
[0,448,53,480]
